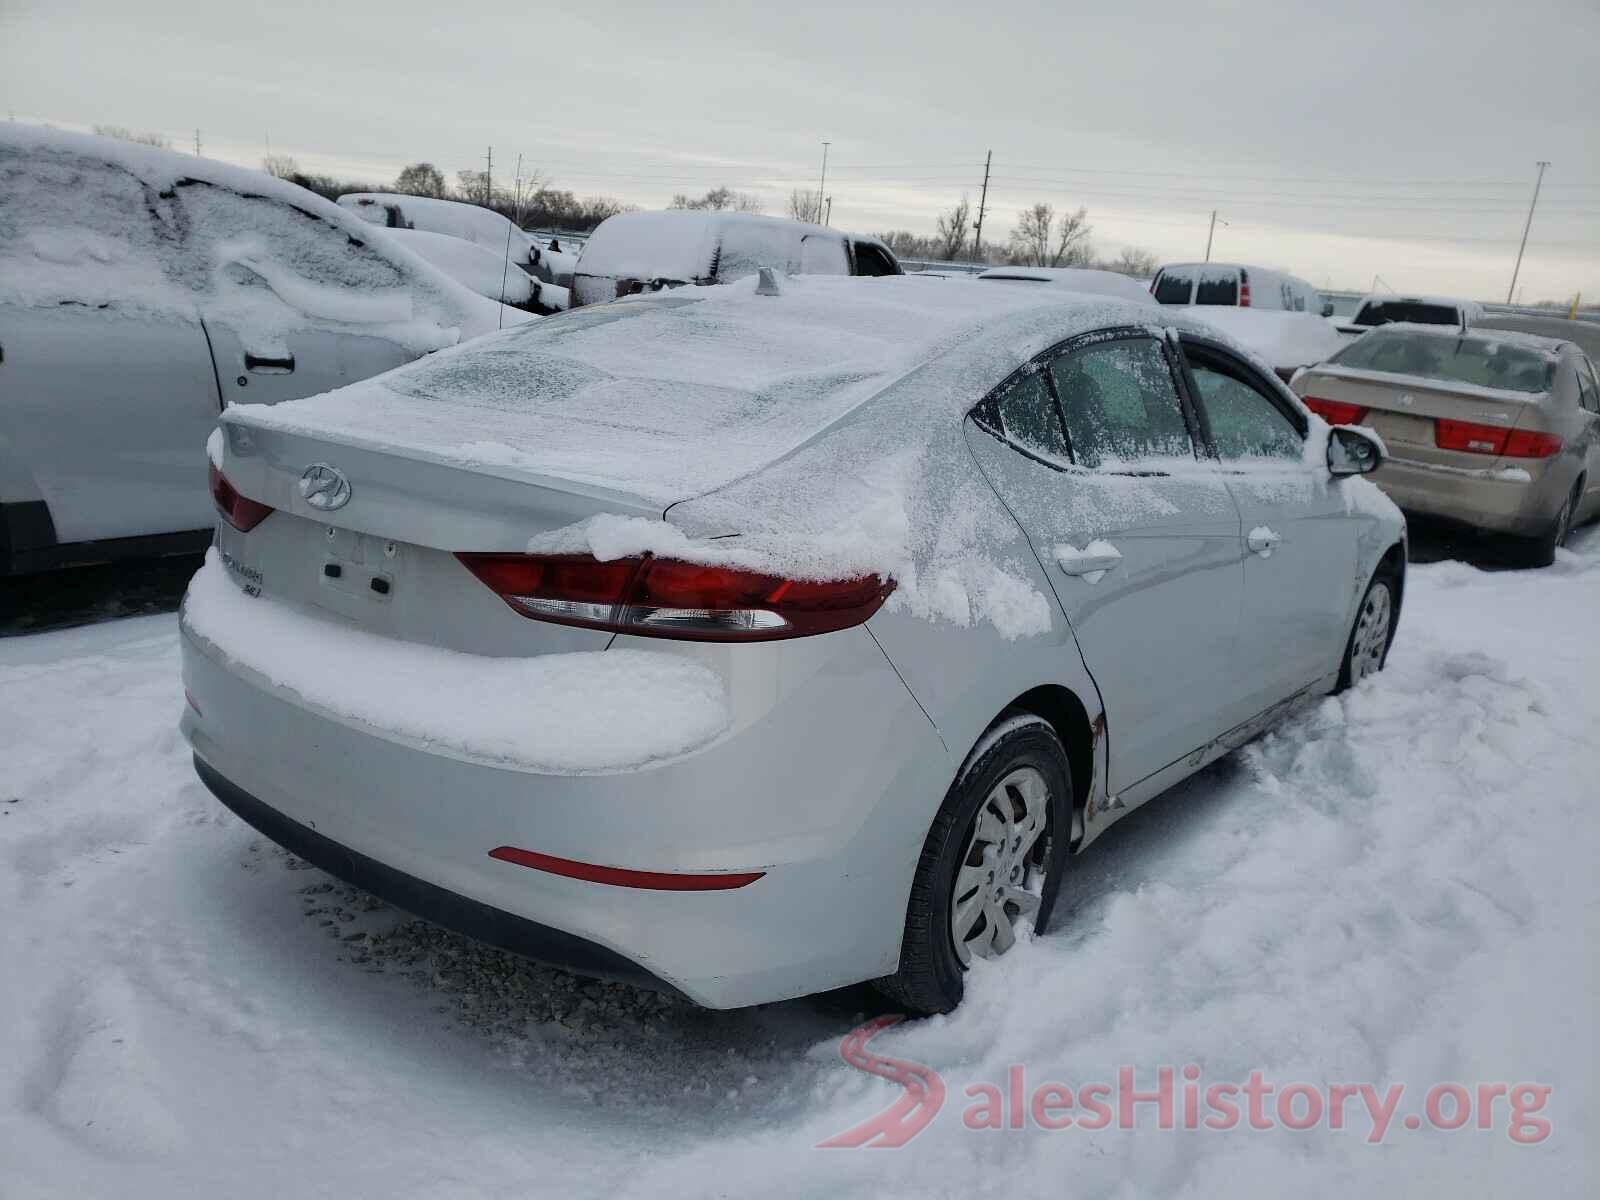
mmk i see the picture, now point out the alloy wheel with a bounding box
[1350,581,1392,684]
[950,766,1050,965]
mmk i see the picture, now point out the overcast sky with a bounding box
[4,0,1597,300]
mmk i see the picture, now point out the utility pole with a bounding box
[973,149,992,261]
[1507,160,1549,305]
[824,196,832,226]
[1205,210,1217,262]
[816,141,830,224]
[485,146,493,205]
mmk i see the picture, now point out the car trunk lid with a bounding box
[1294,364,1546,467]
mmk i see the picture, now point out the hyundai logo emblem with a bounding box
[299,463,351,511]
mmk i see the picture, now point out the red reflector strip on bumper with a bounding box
[488,846,764,891]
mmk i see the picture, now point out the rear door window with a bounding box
[1152,270,1194,305]
[1047,337,1194,468]
[994,370,1070,461]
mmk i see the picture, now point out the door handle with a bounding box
[1247,526,1283,557]
[1055,541,1122,582]
[244,352,295,374]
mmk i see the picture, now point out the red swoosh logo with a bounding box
[818,1015,945,1148]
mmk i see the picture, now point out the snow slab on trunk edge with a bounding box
[182,550,729,772]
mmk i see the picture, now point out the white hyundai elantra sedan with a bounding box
[181,274,1404,1013]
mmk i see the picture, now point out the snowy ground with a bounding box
[2,534,1595,1197]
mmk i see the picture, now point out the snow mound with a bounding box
[181,552,729,771]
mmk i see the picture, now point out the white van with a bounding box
[1151,262,1329,315]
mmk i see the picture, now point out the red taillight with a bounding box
[456,552,895,641]
[1301,396,1366,425]
[488,846,763,890]
[208,462,273,531]
[1502,428,1563,459]
[1435,419,1509,456]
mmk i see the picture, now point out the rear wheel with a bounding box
[1336,568,1397,691]
[1520,477,1581,568]
[875,715,1070,1015]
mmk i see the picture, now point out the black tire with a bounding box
[874,714,1071,1015]
[1519,477,1581,568]
[1335,564,1400,692]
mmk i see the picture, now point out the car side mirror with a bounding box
[1327,425,1384,476]
[1321,302,1335,318]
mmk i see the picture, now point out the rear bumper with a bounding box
[1369,454,1568,536]
[179,595,948,1009]
[192,755,684,997]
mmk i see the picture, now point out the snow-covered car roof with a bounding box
[975,267,1155,305]
[0,124,526,352]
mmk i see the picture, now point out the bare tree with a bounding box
[1052,206,1093,267]
[261,154,300,179]
[1007,203,1093,267]
[934,195,972,261]
[394,162,447,197]
[1007,203,1054,266]
[669,186,762,213]
[579,196,629,225]
[788,188,823,223]
[1111,246,1158,278]
[93,125,171,148]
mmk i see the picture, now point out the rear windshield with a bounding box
[1152,270,1193,304]
[1352,300,1458,327]
[1330,330,1555,394]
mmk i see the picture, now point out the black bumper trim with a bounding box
[192,756,686,1000]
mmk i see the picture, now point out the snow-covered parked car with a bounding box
[569,211,902,307]
[0,125,530,575]
[183,275,1404,1013]
[975,266,1156,304]
[370,225,568,312]
[1151,262,1329,314]
[337,192,541,268]
[1337,294,1483,335]
[1293,322,1600,564]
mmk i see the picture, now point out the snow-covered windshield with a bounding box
[1330,328,1555,394]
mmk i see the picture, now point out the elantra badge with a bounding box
[299,463,352,511]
